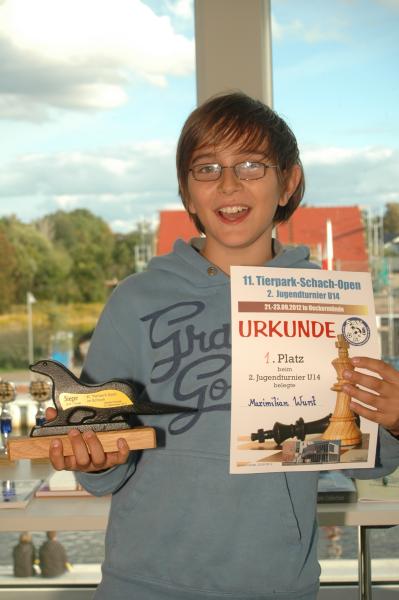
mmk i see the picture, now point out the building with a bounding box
[155,206,369,273]
[155,210,199,256]
[276,206,368,271]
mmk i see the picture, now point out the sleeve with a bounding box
[344,426,399,480]
[75,455,138,496]
[75,280,143,496]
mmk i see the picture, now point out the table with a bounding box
[0,459,110,531]
[1,460,398,600]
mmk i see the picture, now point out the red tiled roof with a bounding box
[156,206,369,270]
[156,210,199,255]
[276,206,368,270]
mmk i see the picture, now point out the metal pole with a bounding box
[27,292,34,366]
[326,219,334,270]
[387,259,394,359]
[358,525,372,600]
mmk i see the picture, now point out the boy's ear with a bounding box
[279,164,302,206]
[179,180,196,214]
[186,194,197,215]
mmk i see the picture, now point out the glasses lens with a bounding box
[192,164,221,181]
[236,161,265,180]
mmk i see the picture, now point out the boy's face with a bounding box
[186,142,299,269]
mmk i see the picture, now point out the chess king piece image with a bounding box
[322,334,362,447]
[13,532,36,577]
[251,414,361,447]
[39,531,69,578]
[251,414,332,446]
[29,359,196,437]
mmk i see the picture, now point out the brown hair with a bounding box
[176,91,305,233]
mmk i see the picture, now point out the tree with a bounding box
[0,223,17,312]
[43,209,115,302]
[111,232,139,281]
[0,216,68,304]
[0,210,147,307]
[383,203,399,235]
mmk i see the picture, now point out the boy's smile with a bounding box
[218,205,249,222]
[186,144,300,273]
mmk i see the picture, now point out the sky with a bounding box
[0,0,398,233]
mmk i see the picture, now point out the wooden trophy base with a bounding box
[7,427,157,461]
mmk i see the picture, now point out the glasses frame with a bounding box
[189,161,278,182]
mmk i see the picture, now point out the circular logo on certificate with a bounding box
[342,317,370,346]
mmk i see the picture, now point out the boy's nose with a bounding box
[217,166,242,194]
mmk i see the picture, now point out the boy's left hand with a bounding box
[343,357,399,437]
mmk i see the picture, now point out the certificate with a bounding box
[230,267,380,474]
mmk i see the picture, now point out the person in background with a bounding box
[13,532,36,577]
[39,531,70,578]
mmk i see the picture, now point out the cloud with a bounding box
[302,145,399,208]
[377,0,399,11]
[0,140,181,231]
[302,146,394,165]
[0,0,194,120]
[1,141,398,233]
[166,0,193,20]
[0,140,176,195]
[271,13,348,44]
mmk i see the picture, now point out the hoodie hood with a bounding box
[147,237,319,288]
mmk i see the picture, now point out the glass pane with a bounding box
[271,0,399,574]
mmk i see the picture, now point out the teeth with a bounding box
[219,206,248,214]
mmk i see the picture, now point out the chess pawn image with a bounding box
[0,380,16,456]
[322,334,362,447]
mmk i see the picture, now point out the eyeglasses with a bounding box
[189,161,278,182]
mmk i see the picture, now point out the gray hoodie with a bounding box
[77,238,399,600]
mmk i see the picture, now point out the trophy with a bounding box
[7,359,196,460]
[29,380,52,427]
[0,380,16,457]
[321,334,362,447]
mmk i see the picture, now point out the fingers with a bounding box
[344,383,381,409]
[82,430,108,468]
[116,437,130,464]
[48,432,87,471]
[49,438,67,471]
[343,357,399,432]
[49,429,130,472]
[343,368,386,401]
[349,400,382,424]
[45,407,57,421]
[350,396,399,431]
[68,430,95,469]
[351,357,399,383]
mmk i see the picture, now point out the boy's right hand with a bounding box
[45,407,130,472]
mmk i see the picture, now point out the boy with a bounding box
[49,92,399,600]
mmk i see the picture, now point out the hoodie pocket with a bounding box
[106,450,305,595]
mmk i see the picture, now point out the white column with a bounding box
[194,0,273,106]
